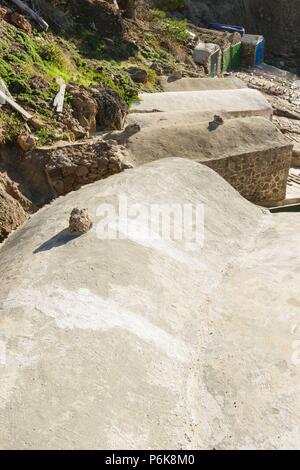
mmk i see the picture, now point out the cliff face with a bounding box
[187,0,300,73]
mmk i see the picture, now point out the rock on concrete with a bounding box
[69,208,93,234]
[0,158,300,449]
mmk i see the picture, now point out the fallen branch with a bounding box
[11,0,49,31]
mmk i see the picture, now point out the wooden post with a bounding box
[11,0,49,31]
[53,79,66,113]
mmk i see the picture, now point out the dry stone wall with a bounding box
[203,145,293,204]
[43,140,127,197]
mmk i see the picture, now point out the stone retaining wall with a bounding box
[40,140,127,197]
[203,146,293,204]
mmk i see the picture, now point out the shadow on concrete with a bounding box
[33,229,81,253]
[166,76,181,83]
[208,121,220,132]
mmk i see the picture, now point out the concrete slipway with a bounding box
[159,76,247,92]
[0,158,300,449]
[130,88,272,119]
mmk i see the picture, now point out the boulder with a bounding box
[69,0,123,36]
[10,12,32,34]
[70,86,98,133]
[28,117,44,131]
[0,5,7,22]
[92,86,127,130]
[57,108,88,140]
[17,133,37,152]
[126,66,148,84]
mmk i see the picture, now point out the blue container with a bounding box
[255,38,265,65]
[241,34,265,67]
[208,23,245,37]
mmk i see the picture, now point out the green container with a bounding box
[222,46,231,72]
[231,42,241,69]
[210,50,220,77]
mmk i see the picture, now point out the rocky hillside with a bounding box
[0,0,199,147]
[0,0,203,240]
[187,0,300,74]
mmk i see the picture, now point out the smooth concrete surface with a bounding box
[126,110,229,129]
[159,76,247,92]
[130,89,273,120]
[125,116,289,166]
[0,159,300,449]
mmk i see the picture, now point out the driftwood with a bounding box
[53,79,66,113]
[11,0,49,31]
[0,79,32,131]
[0,89,33,120]
[0,78,13,105]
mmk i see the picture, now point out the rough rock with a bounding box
[69,0,123,36]
[118,0,139,19]
[69,208,93,234]
[17,133,37,153]
[0,5,7,22]
[10,12,32,34]
[92,86,127,130]
[150,62,164,75]
[214,114,224,125]
[0,173,31,243]
[28,117,44,131]
[70,86,98,133]
[126,66,148,84]
[57,107,88,140]
[0,127,5,145]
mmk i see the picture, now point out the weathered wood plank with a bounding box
[53,81,66,113]
[0,78,12,105]
[0,89,33,120]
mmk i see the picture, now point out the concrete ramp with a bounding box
[130,88,273,120]
[126,110,229,129]
[159,76,247,92]
[0,159,300,449]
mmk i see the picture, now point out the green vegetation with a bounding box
[151,9,189,43]
[0,111,23,144]
[0,22,142,143]
[154,0,186,12]
[0,3,192,146]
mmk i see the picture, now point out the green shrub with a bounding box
[152,10,189,42]
[155,0,185,12]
